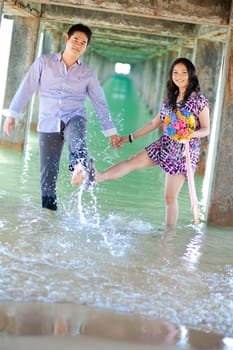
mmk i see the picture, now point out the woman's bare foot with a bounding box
[71,163,87,186]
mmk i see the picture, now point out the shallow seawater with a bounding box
[0,75,233,349]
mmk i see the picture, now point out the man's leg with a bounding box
[64,116,88,171]
[39,132,64,210]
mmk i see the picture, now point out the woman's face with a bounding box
[172,63,189,90]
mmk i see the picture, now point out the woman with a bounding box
[73,57,210,227]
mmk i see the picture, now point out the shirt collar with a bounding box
[58,51,81,65]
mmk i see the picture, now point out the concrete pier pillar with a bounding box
[147,58,160,114]
[194,39,223,175]
[154,56,168,112]
[206,29,233,227]
[142,60,153,108]
[30,25,62,131]
[42,26,61,54]
[180,47,193,60]
[0,0,4,26]
[0,16,40,151]
[85,50,114,83]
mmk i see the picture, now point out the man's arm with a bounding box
[87,71,118,136]
[3,57,42,134]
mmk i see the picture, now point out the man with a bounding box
[4,23,119,211]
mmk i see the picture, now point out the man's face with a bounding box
[65,31,88,56]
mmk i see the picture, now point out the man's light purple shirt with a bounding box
[7,53,117,136]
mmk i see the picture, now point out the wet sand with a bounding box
[0,301,229,350]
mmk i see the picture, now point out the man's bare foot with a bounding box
[71,163,87,186]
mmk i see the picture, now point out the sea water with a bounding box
[0,75,232,349]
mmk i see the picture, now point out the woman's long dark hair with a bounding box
[167,57,200,109]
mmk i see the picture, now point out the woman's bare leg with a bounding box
[164,173,185,227]
[96,150,155,182]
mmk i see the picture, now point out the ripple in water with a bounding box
[0,186,233,337]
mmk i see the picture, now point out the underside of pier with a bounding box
[0,0,232,226]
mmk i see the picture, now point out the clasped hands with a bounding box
[110,135,131,149]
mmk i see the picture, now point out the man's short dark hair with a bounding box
[67,23,92,45]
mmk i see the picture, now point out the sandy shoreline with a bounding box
[0,301,230,349]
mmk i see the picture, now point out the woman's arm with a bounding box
[132,113,161,140]
[118,113,161,146]
[192,105,210,138]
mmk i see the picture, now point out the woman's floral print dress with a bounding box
[145,92,209,177]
